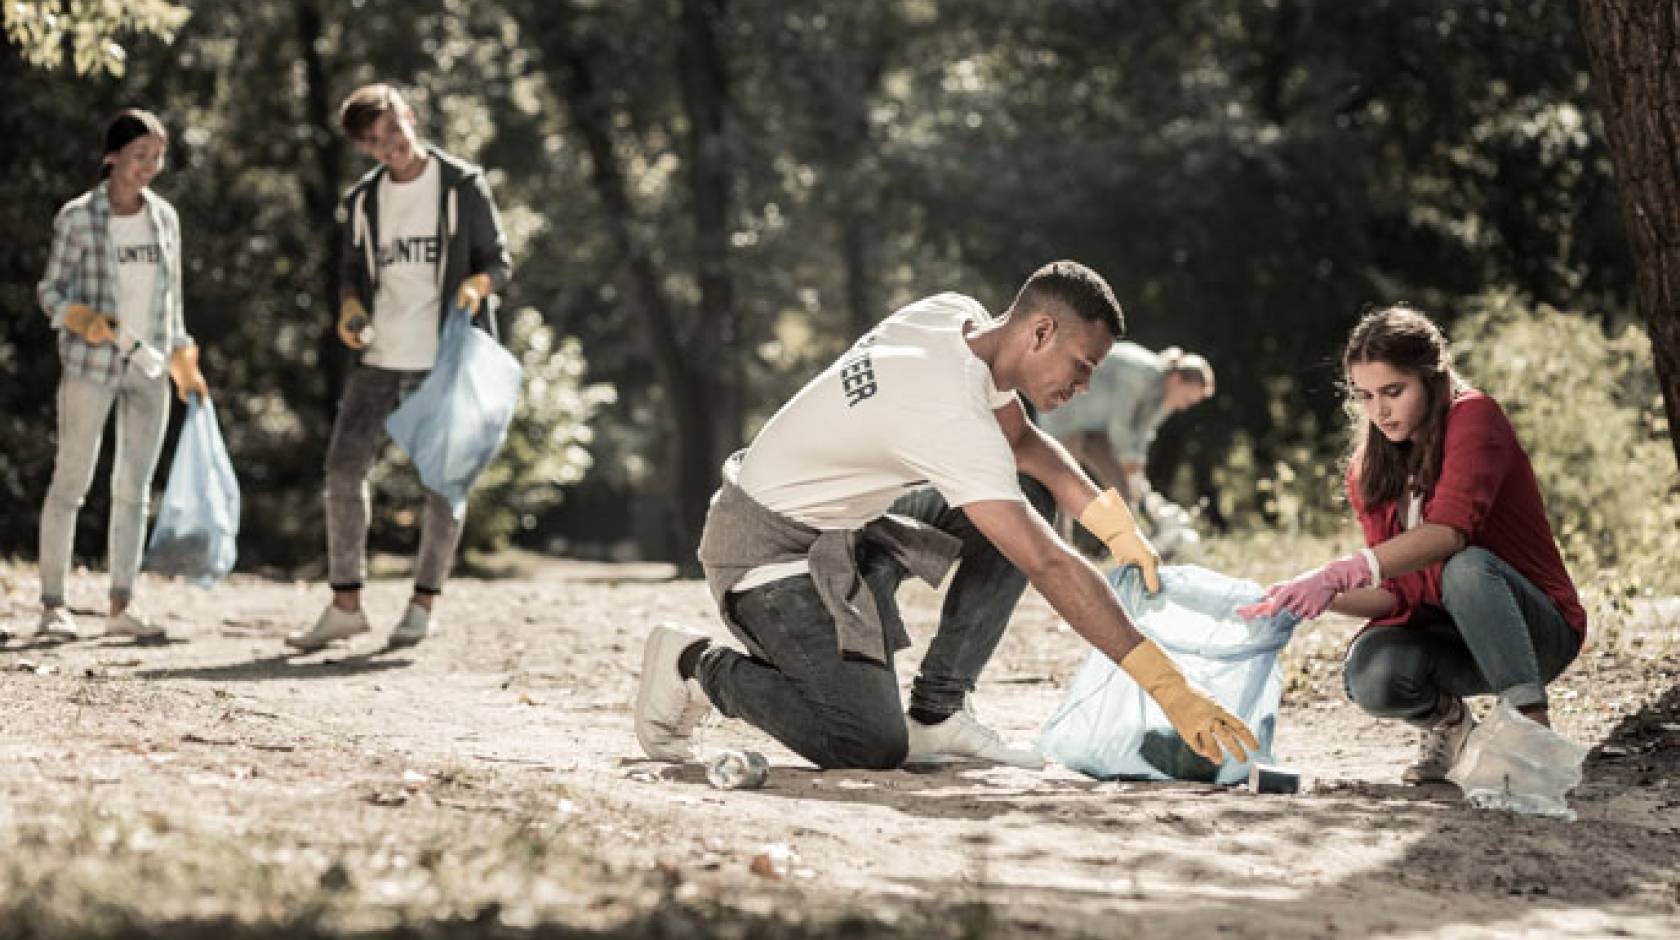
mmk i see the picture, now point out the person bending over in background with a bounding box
[35,108,209,643]
[1240,305,1585,784]
[635,261,1256,772]
[1036,342,1214,553]
[286,83,512,653]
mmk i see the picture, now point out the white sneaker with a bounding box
[106,610,165,641]
[1404,697,1477,784]
[285,603,370,651]
[386,603,430,649]
[635,622,714,762]
[905,699,1047,769]
[36,607,81,641]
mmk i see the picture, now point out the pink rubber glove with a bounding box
[1238,553,1373,620]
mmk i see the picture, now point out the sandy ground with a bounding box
[1,554,1677,939]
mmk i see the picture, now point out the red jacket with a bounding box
[1348,390,1586,635]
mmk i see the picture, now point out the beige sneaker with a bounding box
[1403,697,1476,784]
[386,603,431,649]
[107,610,165,641]
[634,623,714,762]
[905,699,1047,769]
[36,607,81,641]
[285,603,370,651]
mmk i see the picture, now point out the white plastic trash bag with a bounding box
[1448,698,1587,820]
[1039,564,1300,784]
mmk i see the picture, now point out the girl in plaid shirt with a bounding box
[34,109,210,642]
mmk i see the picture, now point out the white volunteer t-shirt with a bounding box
[734,292,1025,588]
[110,209,161,345]
[364,157,443,370]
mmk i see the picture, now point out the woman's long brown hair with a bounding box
[1343,305,1464,510]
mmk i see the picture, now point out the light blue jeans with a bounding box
[39,367,172,607]
[1343,547,1582,725]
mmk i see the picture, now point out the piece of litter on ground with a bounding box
[401,770,428,787]
[518,692,544,706]
[747,842,795,880]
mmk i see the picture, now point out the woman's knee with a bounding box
[1440,546,1501,602]
[1343,634,1435,720]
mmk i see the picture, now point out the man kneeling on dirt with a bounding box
[635,261,1257,771]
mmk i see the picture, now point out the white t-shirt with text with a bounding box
[734,293,1025,587]
[364,157,443,371]
[110,209,160,347]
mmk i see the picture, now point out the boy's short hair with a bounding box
[1011,260,1125,339]
[339,83,408,141]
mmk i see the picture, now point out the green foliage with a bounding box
[464,308,613,551]
[0,0,1655,570]
[3,0,189,76]
[1453,293,1680,603]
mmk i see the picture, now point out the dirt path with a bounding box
[1,559,1676,939]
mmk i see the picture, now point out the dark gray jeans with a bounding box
[324,365,464,594]
[1343,547,1581,726]
[695,477,1054,770]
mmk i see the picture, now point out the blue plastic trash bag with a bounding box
[385,307,523,515]
[144,397,240,587]
[1039,564,1301,785]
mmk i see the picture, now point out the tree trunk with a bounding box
[677,0,743,468]
[293,0,347,423]
[1576,0,1680,470]
[530,3,719,570]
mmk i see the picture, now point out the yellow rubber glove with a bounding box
[168,345,209,404]
[454,272,494,317]
[63,304,117,345]
[1079,488,1162,593]
[1121,639,1259,765]
[337,296,371,350]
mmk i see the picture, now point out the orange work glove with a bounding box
[337,296,371,350]
[454,272,494,317]
[1079,488,1162,593]
[1121,639,1259,765]
[168,345,209,404]
[63,304,117,345]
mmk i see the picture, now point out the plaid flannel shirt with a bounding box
[37,182,190,386]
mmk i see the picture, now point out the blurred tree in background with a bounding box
[0,0,1662,577]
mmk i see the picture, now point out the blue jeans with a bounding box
[39,367,172,606]
[695,477,1054,769]
[1343,547,1581,726]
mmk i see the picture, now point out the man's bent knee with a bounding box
[821,723,908,771]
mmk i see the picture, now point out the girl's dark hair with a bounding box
[100,108,168,180]
[1343,304,1464,509]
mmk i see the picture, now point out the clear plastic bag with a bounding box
[385,308,522,515]
[143,397,240,587]
[1448,698,1587,820]
[1039,564,1300,784]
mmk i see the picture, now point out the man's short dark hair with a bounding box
[339,83,408,141]
[1010,260,1124,339]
